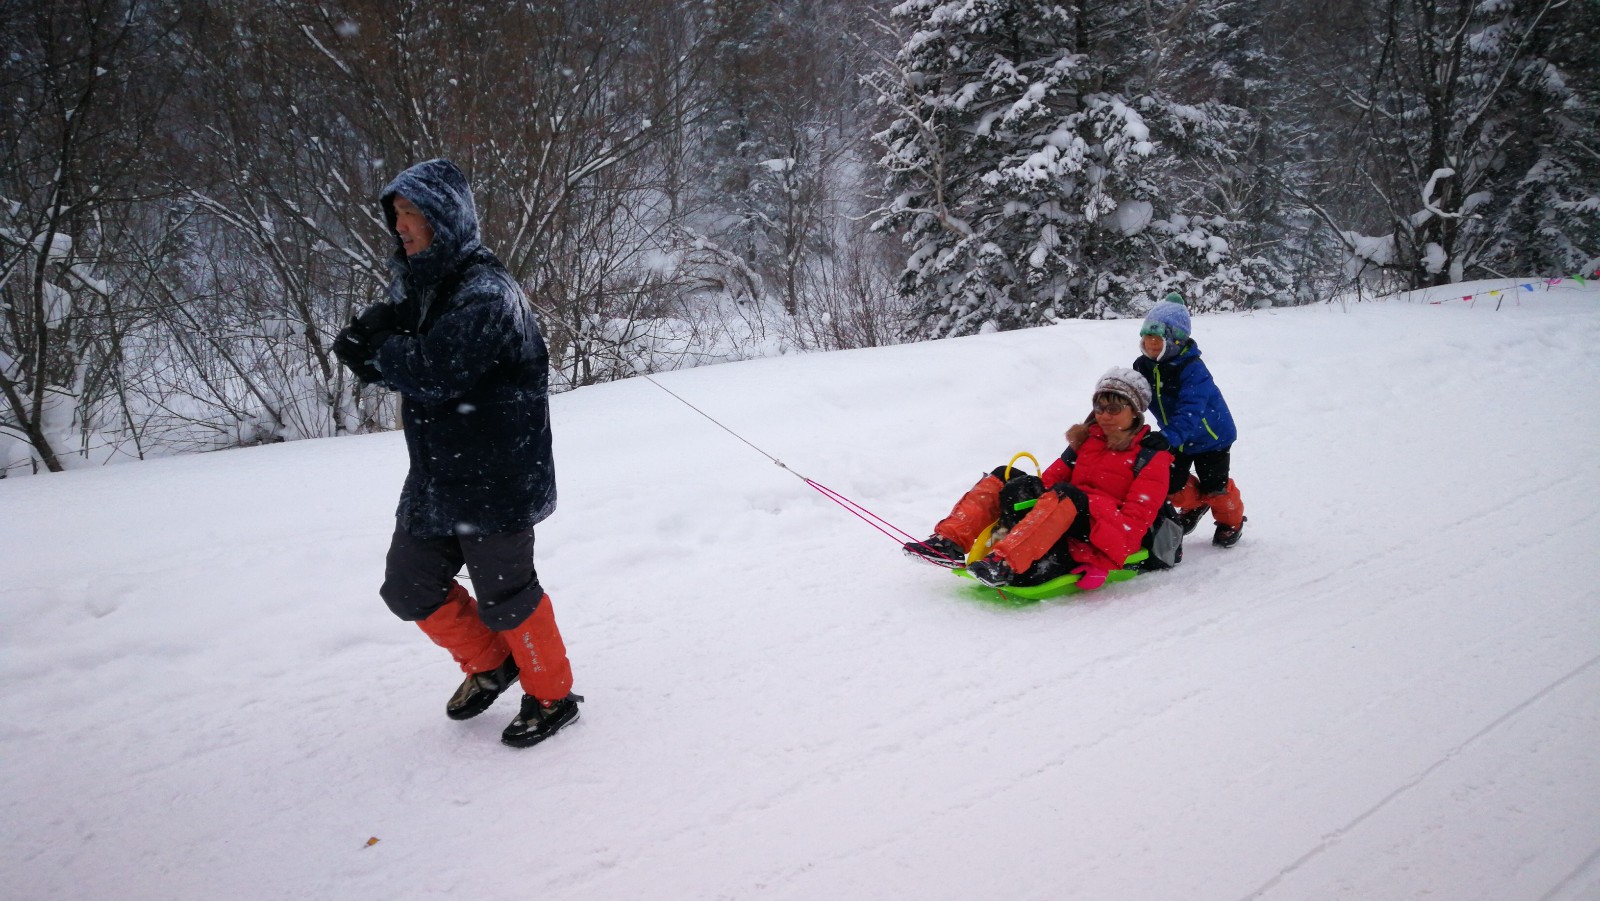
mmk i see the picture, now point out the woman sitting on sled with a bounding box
[904,367,1174,590]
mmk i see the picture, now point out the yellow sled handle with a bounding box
[1003,451,1041,480]
[968,452,1042,564]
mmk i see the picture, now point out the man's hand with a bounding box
[333,316,384,384]
[354,302,406,351]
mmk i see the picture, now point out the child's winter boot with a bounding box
[1202,480,1245,547]
[1168,475,1209,535]
[501,692,584,748]
[1175,505,1209,535]
[446,654,520,721]
[416,581,519,720]
[1213,517,1246,548]
[497,594,578,747]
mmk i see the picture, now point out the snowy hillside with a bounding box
[4,283,1599,900]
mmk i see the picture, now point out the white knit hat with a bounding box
[1094,366,1152,412]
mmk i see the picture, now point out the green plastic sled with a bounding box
[953,548,1149,602]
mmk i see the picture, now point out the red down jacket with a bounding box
[1039,423,1172,571]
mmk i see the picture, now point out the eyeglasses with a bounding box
[1093,401,1129,415]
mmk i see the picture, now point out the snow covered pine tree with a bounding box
[869,0,1285,338]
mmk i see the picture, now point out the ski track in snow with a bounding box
[1242,652,1600,900]
[2,286,1599,900]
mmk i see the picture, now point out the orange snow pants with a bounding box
[933,473,1005,549]
[500,595,574,703]
[416,581,511,675]
[987,490,1080,573]
[417,581,573,702]
[1170,475,1245,528]
[934,473,1080,574]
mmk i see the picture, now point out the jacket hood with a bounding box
[380,158,482,284]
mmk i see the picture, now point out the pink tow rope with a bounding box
[641,373,929,550]
[803,478,918,545]
[640,373,1010,599]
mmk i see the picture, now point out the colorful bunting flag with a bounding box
[1405,270,1594,306]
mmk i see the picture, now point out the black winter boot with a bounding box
[1175,504,1210,536]
[1213,517,1247,548]
[501,692,584,748]
[446,654,520,721]
[967,556,1016,587]
[902,534,966,568]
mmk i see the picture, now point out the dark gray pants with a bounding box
[1169,448,1232,496]
[380,522,544,632]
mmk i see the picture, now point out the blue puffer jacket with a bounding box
[372,159,556,538]
[1132,340,1236,455]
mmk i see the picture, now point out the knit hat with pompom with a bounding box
[1141,292,1192,343]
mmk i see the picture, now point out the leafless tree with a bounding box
[0,0,183,473]
[1287,0,1580,289]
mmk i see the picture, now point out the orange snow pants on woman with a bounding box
[934,472,1081,574]
[933,473,1005,549]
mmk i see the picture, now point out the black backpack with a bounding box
[1129,444,1184,571]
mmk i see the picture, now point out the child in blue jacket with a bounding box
[1132,295,1247,547]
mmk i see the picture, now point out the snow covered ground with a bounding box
[3,281,1599,900]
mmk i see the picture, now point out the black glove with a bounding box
[354,302,402,333]
[1051,482,1089,511]
[1050,483,1092,540]
[1140,432,1170,452]
[353,302,406,352]
[333,317,384,385]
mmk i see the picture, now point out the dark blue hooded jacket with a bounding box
[1132,339,1237,456]
[372,159,556,538]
